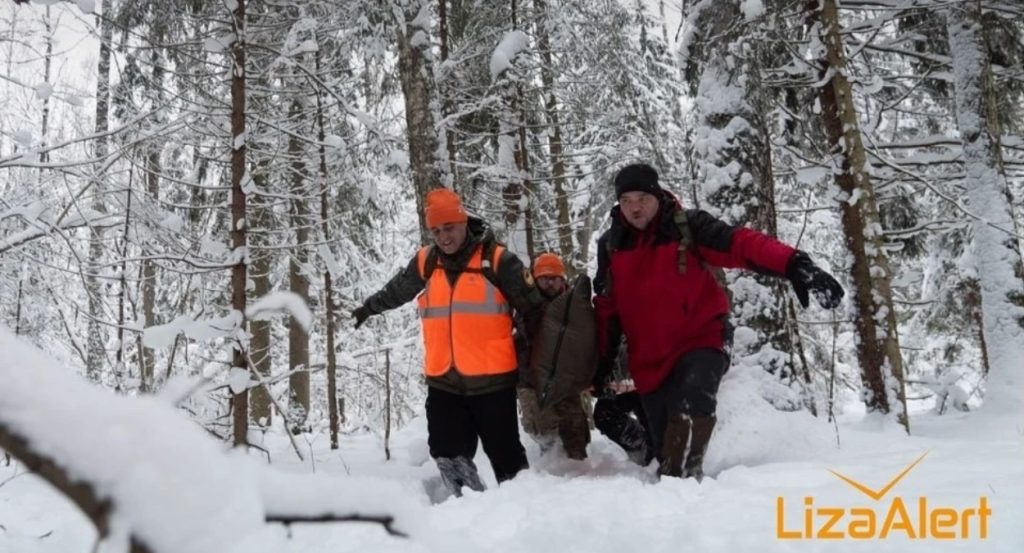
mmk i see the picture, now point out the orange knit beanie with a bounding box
[424,188,468,229]
[532,252,566,279]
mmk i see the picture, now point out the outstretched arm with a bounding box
[354,254,426,327]
[685,209,843,309]
[686,209,795,276]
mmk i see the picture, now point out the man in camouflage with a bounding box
[517,252,591,460]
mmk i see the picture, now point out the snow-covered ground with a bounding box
[2,360,1021,553]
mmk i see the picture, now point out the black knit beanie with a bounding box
[614,163,661,197]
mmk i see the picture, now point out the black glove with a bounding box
[352,306,371,329]
[786,251,844,309]
[591,356,614,396]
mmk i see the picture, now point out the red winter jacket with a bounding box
[594,192,796,394]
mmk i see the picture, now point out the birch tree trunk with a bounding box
[230,0,250,447]
[812,0,908,431]
[946,1,1024,414]
[85,1,114,382]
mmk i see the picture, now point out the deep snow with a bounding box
[1,326,1020,553]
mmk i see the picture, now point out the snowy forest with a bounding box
[1,0,1022,552]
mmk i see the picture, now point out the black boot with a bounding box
[595,394,649,465]
[436,456,486,497]
[682,415,716,482]
[657,413,692,478]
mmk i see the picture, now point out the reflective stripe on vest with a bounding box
[415,244,517,377]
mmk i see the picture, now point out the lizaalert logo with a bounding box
[776,452,991,540]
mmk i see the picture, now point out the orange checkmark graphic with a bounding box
[828,451,929,501]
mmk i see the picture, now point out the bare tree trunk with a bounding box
[395,0,443,244]
[384,349,392,461]
[249,167,273,427]
[438,0,457,177]
[14,277,23,336]
[498,1,532,255]
[533,0,574,273]
[574,189,598,271]
[812,0,908,431]
[139,46,165,392]
[514,103,536,260]
[85,2,114,382]
[39,5,52,163]
[115,175,133,392]
[288,97,311,434]
[230,0,250,447]
[314,49,340,449]
[946,1,1024,413]
[139,148,157,392]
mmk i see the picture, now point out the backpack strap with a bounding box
[671,206,715,275]
[672,208,692,274]
[420,241,503,288]
[464,239,503,289]
[417,245,439,280]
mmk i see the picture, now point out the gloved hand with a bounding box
[786,251,844,309]
[352,306,371,329]
[591,356,614,397]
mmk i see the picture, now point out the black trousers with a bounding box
[426,386,528,483]
[639,348,728,458]
[593,391,651,458]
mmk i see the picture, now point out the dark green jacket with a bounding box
[362,217,544,395]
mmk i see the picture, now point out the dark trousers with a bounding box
[594,391,651,459]
[426,386,528,483]
[639,348,728,459]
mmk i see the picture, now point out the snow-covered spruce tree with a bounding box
[946,0,1024,414]
[808,0,909,430]
[682,1,807,407]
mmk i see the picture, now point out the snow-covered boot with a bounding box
[682,415,716,482]
[657,413,691,478]
[436,456,486,497]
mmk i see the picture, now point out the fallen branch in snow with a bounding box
[0,326,414,552]
[0,422,151,553]
[265,513,407,537]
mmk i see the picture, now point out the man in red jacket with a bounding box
[593,163,844,480]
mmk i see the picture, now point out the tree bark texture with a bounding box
[813,0,908,430]
[396,0,444,244]
[288,98,311,433]
[85,3,114,382]
[230,0,250,447]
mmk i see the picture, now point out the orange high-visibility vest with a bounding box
[415,244,517,377]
